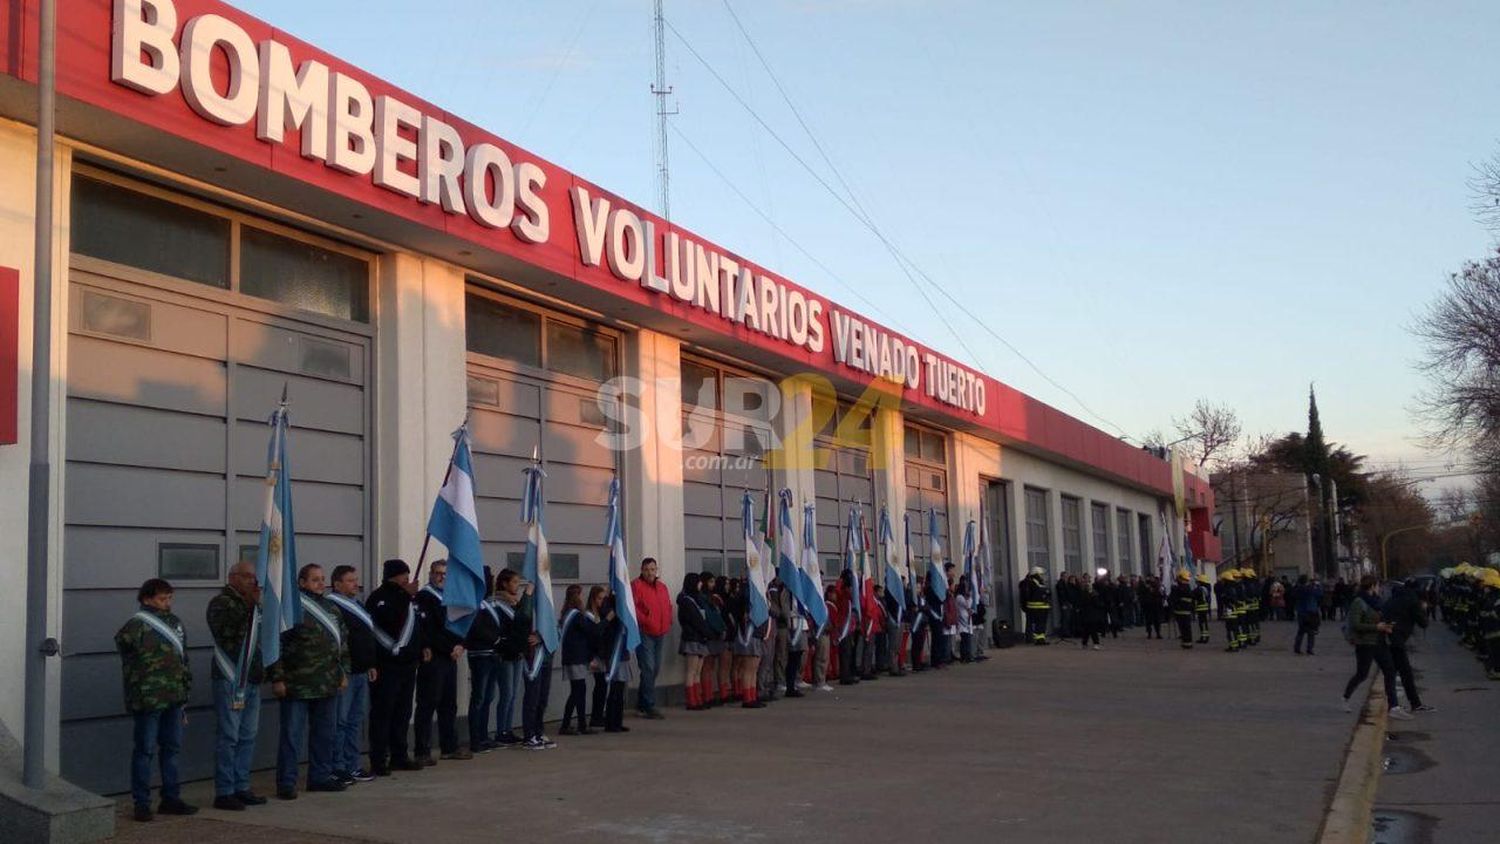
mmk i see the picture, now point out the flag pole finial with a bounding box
[279,381,289,406]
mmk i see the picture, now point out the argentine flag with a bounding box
[604,478,641,652]
[799,502,829,630]
[880,506,905,625]
[842,507,863,632]
[962,519,978,603]
[255,400,301,667]
[522,462,557,677]
[428,423,485,637]
[928,508,948,603]
[776,490,801,604]
[743,492,770,628]
[976,511,992,606]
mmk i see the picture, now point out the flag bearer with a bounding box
[271,564,350,799]
[413,560,469,765]
[367,559,426,774]
[1193,574,1212,645]
[327,564,378,781]
[207,561,267,811]
[117,578,197,823]
[1169,571,1196,649]
[1020,567,1052,645]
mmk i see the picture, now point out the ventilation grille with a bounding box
[81,290,151,341]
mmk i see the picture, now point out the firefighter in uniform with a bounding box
[1169,570,1196,649]
[1020,567,1052,645]
[1216,570,1239,652]
[1193,574,1212,645]
[1478,568,1500,680]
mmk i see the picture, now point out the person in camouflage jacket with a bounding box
[269,564,350,798]
[115,578,197,822]
[206,560,267,810]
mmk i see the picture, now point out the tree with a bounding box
[1412,248,1500,458]
[1353,473,1435,577]
[1171,400,1243,470]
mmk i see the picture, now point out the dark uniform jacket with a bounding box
[1020,575,1052,609]
[115,606,192,713]
[560,609,601,667]
[415,585,463,662]
[367,581,422,668]
[329,591,380,673]
[206,585,265,684]
[268,589,351,699]
[464,600,504,657]
[1169,583,1196,616]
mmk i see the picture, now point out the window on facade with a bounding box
[903,425,947,463]
[1138,514,1153,574]
[71,175,231,288]
[1116,508,1134,571]
[1024,488,1051,572]
[1091,502,1111,571]
[546,321,615,382]
[159,543,220,581]
[466,293,542,367]
[681,360,719,413]
[1061,496,1083,572]
[240,226,370,322]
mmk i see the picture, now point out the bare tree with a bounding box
[1412,249,1500,454]
[1172,400,1243,470]
[1141,429,1167,452]
[1435,487,1470,524]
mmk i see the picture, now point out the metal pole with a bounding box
[23,0,58,791]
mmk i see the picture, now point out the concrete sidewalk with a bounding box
[108,622,1370,844]
[1372,625,1498,844]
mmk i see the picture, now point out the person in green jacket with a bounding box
[115,578,198,822]
[269,564,351,799]
[1340,575,1411,720]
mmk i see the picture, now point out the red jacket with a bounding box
[832,580,855,641]
[862,584,884,636]
[631,576,673,638]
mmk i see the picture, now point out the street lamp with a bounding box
[1379,524,1427,581]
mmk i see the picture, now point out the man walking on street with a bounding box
[1384,579,1434,712]
[631,557,671,719]
[1292,575,1324,656]
[206,561,266,811]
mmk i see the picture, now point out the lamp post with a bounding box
[1379,525,1427,581]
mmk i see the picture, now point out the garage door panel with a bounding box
[68,335,227,417]
[469,453,536,499]
[231,421,364,485]
[685,515,724,550]
[720,457,765,491]
[814,470,839,498]
[681,448,720,484]
[65,526,224,590]
[543,502,607,545]
[466,373,541,419]
[543,389,609,431]
[231,320,365,385]
[61,649,216,721]
[71,282,229,361]
[287,534,365,570]
[542,422,613,470]
[816,524,841,557]
[68,399,226,473]
[68,464,225,529]
[63,586,218,657]
[476,498,523,535]
[841,476,875,504]
[469,410,541,459]
[546,542,609,583]
[229,478,362,535]
[684,481,721,517]
[233,366,364,435]
[544,463,614,506]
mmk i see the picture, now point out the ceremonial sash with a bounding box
[558,609,579,645]
[606,629,629,682]
[421,585,443,603]
[133,611,185,659]
[327,592,409,654]
[212,605,260,699]
[481,600,502,625]
[301,594,342,647]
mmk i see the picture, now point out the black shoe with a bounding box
[133,805,153,822]
[212,795,246,812]
[235,790,268,806]
[276,787,298,801]
[416,754,436,768]
[335,772,357,787]
[558,726,577,736]
[577,727,596,735]
[395,759,424,772]
[860,674,879,681]
[307,780,347,793]
[604,725,630,732]
[372,764,392,777]
[495,732,521,747]
[157,798,198,816]
[742,700,766,709]
[785,689,805,698]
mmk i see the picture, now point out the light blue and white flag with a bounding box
[962,519,978,604]
[928,508,948,603]
[522,460,556,679]
[880,505,905,626]
[776,489,801,603]
[255,396,301,668]
[605,478,641,652]
[977,508,992,607]
[903,511,916,592]
[841,505,863,638]
[742,492,770,628]
[428,422,486,637]
[799,502,830,630]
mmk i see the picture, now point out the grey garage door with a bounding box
[60,269,371,795]
[813,438,876,581]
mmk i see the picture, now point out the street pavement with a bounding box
[1372,622,1499,844]
[108,620,1378,844]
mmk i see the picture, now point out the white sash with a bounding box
[301,593,342,647]
[327,592,401,653]
[133,611,185,659]
[559,608,579,645]
[213,607,260,687]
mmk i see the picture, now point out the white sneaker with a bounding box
[1341,696,1352,713]
[538,735,557,749]
[1092,645,1103,651]
[796,681,811,690]
[1388,706,1414,721]
[522,738,545,751]
[817,683,833,692]
[1413,704,1436,713]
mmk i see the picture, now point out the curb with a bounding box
[1317,684,1387,844]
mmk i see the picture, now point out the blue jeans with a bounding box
[277,697,337,789]
[492,658,522,738]
[212,679,261,796]
[466,654,497,748]
[131,706,183,808]
[334,672,369,773]
[635,634,664,712]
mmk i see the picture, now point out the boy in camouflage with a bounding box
[270,563,351,799]
[115,578,197,822]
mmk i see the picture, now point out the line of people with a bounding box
[1438,564,1500,679]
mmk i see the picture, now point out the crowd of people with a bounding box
[1438,563,1500,679]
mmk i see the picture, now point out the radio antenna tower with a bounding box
[652,0,677,221]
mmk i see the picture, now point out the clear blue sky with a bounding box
[237,0,1500,478]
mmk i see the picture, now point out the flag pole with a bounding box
[414,414,468,581]
[239,385,289,705]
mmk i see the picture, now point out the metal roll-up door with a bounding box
[680,356,773,578]
[903,425,950,578]
[813,438,876,581]
[60,274,371,795]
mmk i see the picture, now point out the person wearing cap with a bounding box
[366,559,428,775]
[1168,570,1196,649]
[1193,574,1212,645]
[1020,567,1052,645]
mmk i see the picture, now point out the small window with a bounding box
[240,226,369,322]
[237,545,259,567]
[921,430,946,463]
[71,176,230,288]
[159,543,220,581]
[468,375,500,407]
[681,360,718,412]
[822,556,841,578]
[725,556,748,579]
[698,556,725,577]
[505,551,579,581]
[546,321,615,382]
[467,294,541,367]
[81,290,151,341]
[301,336,352,379]
[903,426,921,458]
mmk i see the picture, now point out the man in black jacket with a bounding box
[327,565,378,784]
[1384,580,1434,712]
[413,561,469,765]
[366,559,427,775]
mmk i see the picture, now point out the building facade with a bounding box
[0,0,1215,795]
